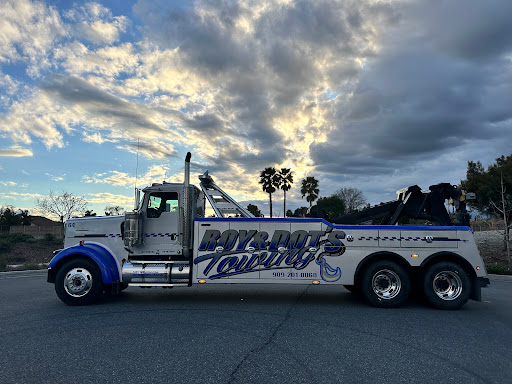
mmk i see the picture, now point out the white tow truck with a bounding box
[48,153,489,309]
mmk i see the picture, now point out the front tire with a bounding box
[361,260,410,308]
[55,258,103,306]
[422,262,471,310]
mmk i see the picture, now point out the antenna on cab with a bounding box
[134,138,140,210]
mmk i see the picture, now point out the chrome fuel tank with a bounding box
[122,262,190,285]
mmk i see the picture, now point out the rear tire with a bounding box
[422,262,471,310]
[55,258,103,306]
[361,260,410,308]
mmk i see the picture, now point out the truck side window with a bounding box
[147,192,179,218]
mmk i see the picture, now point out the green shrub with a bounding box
[0,254,6,271]
[0,238,12,253]
[42,233,57,242]
[41,233,62,245]
[485,263,512,275]
[8,233,35,243]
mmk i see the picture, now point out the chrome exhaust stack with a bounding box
[182,152,193,258]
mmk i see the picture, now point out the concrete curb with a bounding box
[488,273,512,280]
[0,269,47,276]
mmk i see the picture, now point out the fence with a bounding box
[6,225,64,238]
[471,221,507,232]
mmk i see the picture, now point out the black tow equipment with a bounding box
[328,183,472,226]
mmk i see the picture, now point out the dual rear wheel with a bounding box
[359,259,471,310]
[422,262,471,310]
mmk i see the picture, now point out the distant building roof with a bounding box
[30,216,61,226]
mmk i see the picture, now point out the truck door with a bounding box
[143,191,180,254]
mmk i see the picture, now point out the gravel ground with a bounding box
[473,230,510,265]
[2,240,62,267]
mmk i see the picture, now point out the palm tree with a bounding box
[279,168,294,217]
[301,177,319,209]
[259,167,278,218]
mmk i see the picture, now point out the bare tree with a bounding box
[490,171,511,270]
[105,206,125,216]
[36,191,88,224]
[336,187,366,213]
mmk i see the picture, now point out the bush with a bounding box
[7,233,35,243]
[42,233,57,242]
[0,238,12,253]
[0,233,38,252]
[41,233,62,245]
[0,254,6,271]
[485,263,512,275]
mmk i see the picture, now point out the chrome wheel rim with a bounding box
[372,269,401,300]
[433,271,462,301]
[64,268,93,297]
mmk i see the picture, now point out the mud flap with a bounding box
[470,278,481,302]
[111,281,121,295]
[471,277,490,301]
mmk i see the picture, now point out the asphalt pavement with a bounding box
[0,271,511,384]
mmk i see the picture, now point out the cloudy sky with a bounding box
[0,0,511,218]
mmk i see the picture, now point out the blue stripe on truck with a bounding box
[194,217,473,232]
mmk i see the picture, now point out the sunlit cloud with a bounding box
[0,192,43,200]
[0,0,67,77]
[45,173,65,182]
[82,164,170,187]
[117,141,179,160]
[87,192,133,206]
[64,1,128,45]
[0,146,33,157]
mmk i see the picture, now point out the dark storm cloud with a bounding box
[311,0,512,176]
[178,112,226,136]
[201,141,286,175]
[135,0,512,185]
[135,0,250,73]
[133,0,396,175]
[421,0,512,61]
[41,74,172,136]
[120,142,179,159]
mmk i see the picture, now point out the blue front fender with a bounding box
[48,243,120,284]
